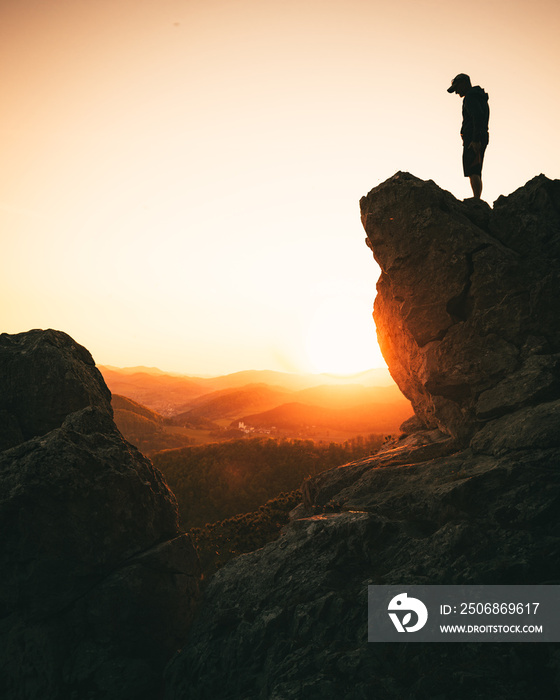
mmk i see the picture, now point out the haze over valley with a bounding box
[100,364,412,452]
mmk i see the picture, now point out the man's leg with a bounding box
[469,174,482,199]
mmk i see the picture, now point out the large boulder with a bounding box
[0,329,113,450]
[0,330,200,700]
[360,172,560,442]
[163,175,560,700]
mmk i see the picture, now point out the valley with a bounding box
[100,365,413,451]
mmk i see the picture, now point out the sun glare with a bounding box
[305,297,385,375]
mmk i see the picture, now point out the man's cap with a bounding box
[447,73,470,93]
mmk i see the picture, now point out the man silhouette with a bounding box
[447,73,490,199]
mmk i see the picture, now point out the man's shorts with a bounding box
[462,140,488,177]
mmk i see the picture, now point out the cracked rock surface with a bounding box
[360,172,560,442]
[0,330,200,700]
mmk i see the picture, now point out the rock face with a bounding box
[0,330,200,700]
[163,175,560,700]
[0,329,113,451]
[360,172,560,442]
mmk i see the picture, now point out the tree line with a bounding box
[152,434,385,529]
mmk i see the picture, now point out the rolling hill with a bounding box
[111,394,195,455]
[233,398,412,437]
[99,366,397,413]
[292,382,405,409]
[171,384,291,424]
[99,367,208,415]
[101,365,412,443]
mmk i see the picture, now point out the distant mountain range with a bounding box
[99,366,396,411]
[100,366,207,415]
[100,365,412,446]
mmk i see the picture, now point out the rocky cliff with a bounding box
[0,330,200,700]
[163,175,560,700]
[362,172,560,443]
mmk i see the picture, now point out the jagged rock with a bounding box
[163,174,560,700]
[359,172,560,442]
[0,329,112,451]
[470,398,560,457]
[476,354,560,419]
[302,428,456,509]
[398,413,425,434]
[0,330,200,700]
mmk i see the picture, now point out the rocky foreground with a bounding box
[164,174,560,699]
[0,330,200,700]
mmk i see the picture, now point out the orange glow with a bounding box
[0,1,559,375]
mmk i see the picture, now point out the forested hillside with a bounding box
[152,435,384,529]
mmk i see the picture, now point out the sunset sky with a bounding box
[1,0,558,376]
